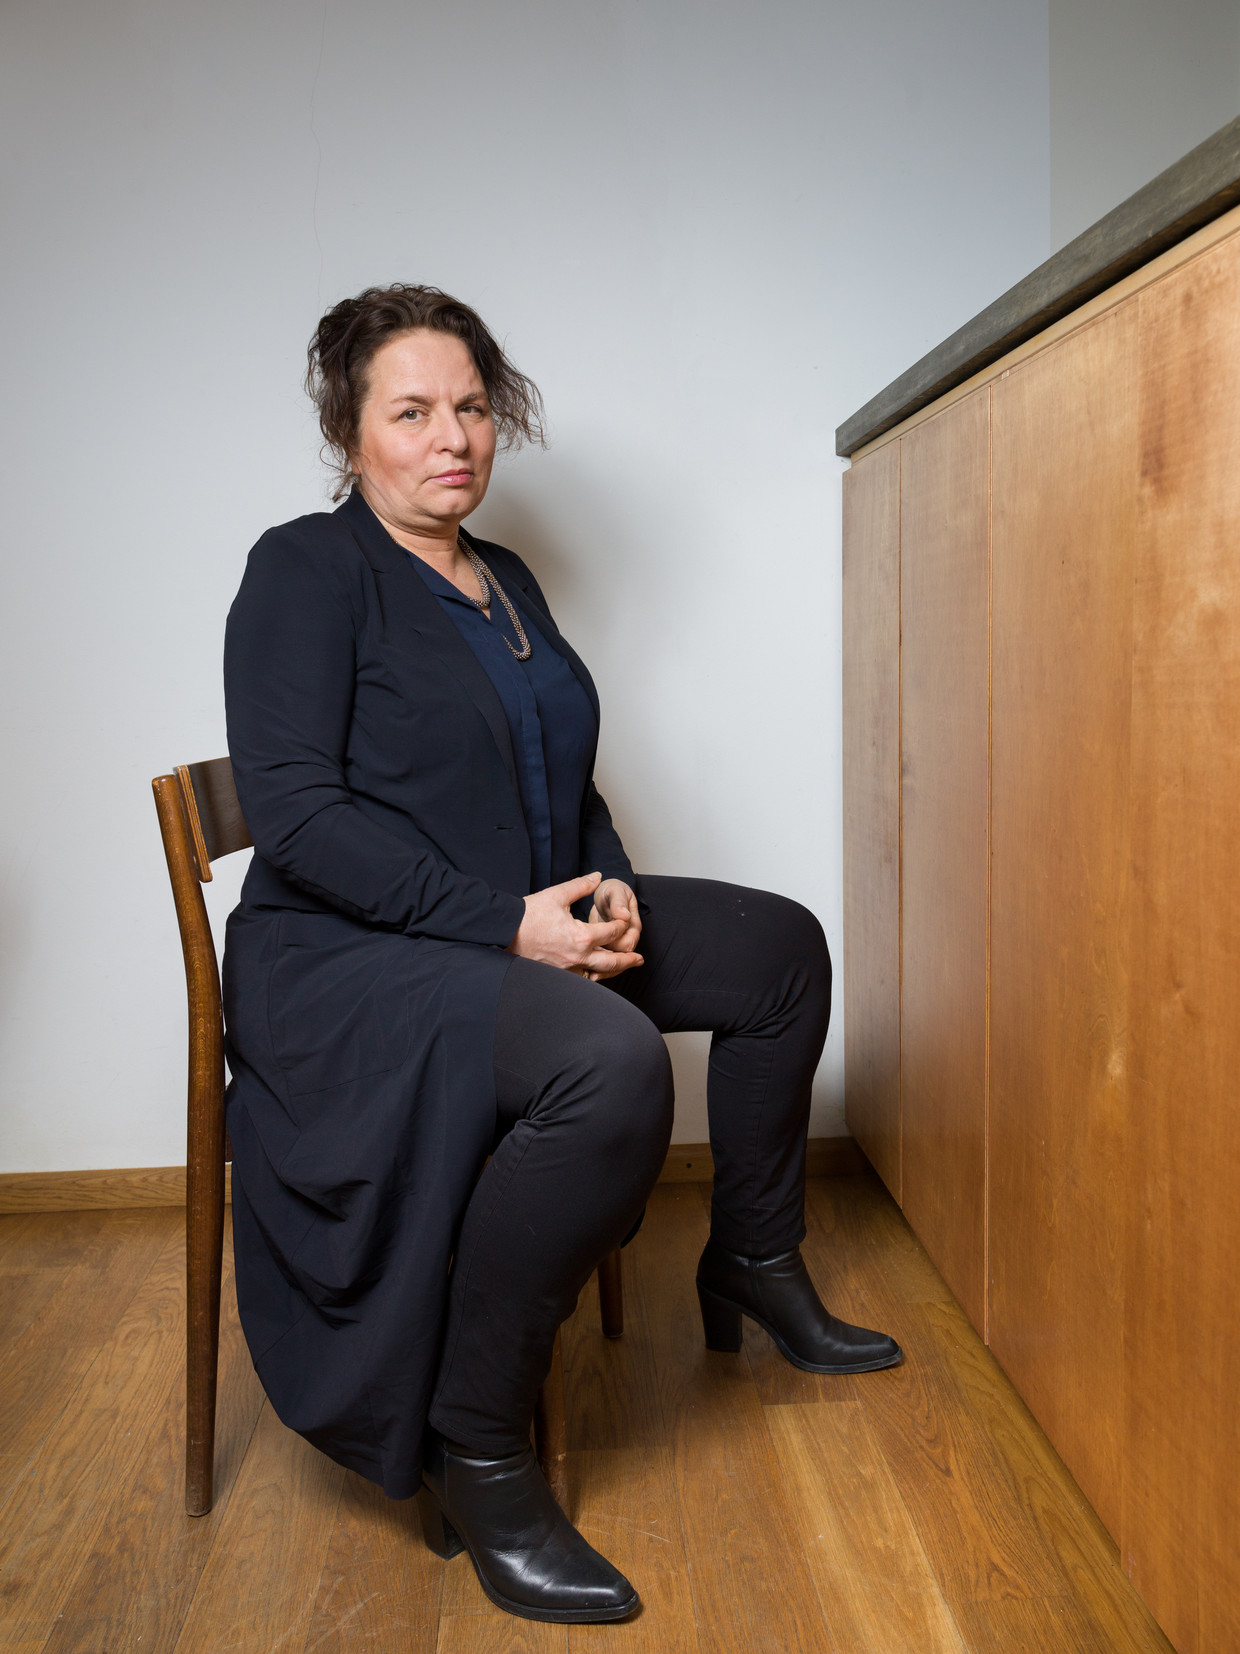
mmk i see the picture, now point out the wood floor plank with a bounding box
[953,1596,1153,1654]
[0,1228,187,1646]
[771,1188,1068,1606]
[206,1241,270,1500]
[0,1450,118,1642]
[767,1400,967,1654]
[0,1340,98,1456]
[0,1268,67,1344]
[17,1207,172,1350]
[41,1227,267,1654]
[567,1447,699,1654]
[174,1402,344,1653]
[300,1472,441,1654]
[635,1185,827,1654]
[806,1173,954,1320]
[0,1209,174,1458]
[708,1176,1169,1644]
[435,1614,567,1652]
[846,1303,1067,1603]
[436,1543,495,1616]
[562,1243,666,1453]
[0,1210,109,1274]
[922,1299,1174,1653]
[0,1454,32,1514]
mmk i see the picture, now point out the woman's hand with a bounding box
[587,878,642,980]
[508,872,644,980]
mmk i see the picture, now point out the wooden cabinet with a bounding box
[899,394,990,1335]
[842,207,1240,1654]
[988,304,1137,1539]
[1123,238,1240,1654]
[841,443,901,1200]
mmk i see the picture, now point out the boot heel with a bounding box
[416,1486,464,1559]
[697,1282,743,1352]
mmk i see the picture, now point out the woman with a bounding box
[223,284,900,1626]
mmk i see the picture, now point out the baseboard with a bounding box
[0,1137,868,1213]
[0,1164,234,1213]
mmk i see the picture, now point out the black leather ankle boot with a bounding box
[696,1238,903,1374]
[416,1432,640,1624]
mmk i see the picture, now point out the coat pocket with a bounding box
[268,912,412,1096]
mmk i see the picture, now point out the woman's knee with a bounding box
[504,968,672,1149]
[739,889,832,996]
[775,894,831,978]
[584,998,674,1149]
[535,998,672,1192]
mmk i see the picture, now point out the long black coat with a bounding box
[222,488,633,1498]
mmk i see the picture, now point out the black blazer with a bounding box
[225,487,634,940]
[220,489,636,1497]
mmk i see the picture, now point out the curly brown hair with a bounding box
[306,284,546,500]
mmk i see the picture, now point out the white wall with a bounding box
[1050,0,1240,249]
[0,0,1051,1171]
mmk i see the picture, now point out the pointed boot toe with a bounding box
[418,1434,640,1624]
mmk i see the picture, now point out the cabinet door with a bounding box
[1123,236,1240,1654]
[989,302,1137,1539]
[842,443,901,1198]
[899,389,990,1334]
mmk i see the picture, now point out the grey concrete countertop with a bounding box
[836,115,1240,458]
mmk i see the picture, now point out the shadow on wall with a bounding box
[470,484,580,608]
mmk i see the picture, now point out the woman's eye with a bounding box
[401,408,424,421]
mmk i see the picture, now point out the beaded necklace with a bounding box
[457,538,533,661]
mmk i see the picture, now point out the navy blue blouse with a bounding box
[409,553,598,892]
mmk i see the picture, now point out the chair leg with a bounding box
[185,1114,226,1517]
[597,1246,623,1339]
[533,1326,570,1516]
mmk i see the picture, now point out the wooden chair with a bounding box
[152,756,623,1518]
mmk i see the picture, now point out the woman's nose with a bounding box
[435,412,469,452]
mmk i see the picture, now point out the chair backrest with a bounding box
[173,757,253,882]
[150,754,252,1128]
[150,756,252,1516]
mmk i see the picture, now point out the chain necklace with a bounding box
[458,539,533,661]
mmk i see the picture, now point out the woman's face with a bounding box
[351,329,497,533]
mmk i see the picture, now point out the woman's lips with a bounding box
[432,470,473,485]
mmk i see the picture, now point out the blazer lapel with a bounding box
[337,491,521,797]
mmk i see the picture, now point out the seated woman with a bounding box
[222,283,900,1626]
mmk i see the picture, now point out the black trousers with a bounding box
[427,875,832,1454]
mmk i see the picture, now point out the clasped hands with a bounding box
[508,872,643,982]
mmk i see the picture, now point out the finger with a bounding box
[615,889,640,940]
[602,918,639,953]
[556,871,603,905]
[584,948,644,975]
[579,916,628,949]
[588,956,644,981]
[592,902,630,930]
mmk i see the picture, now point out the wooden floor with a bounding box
[0,1174,1175,1654]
